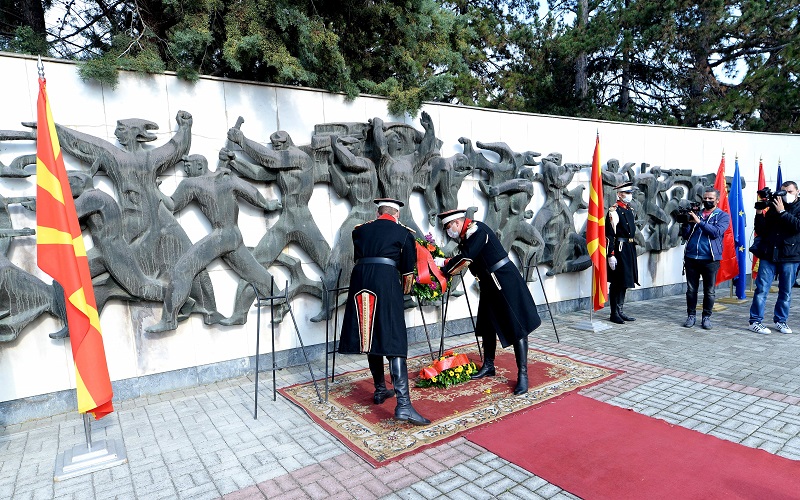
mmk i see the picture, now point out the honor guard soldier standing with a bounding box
[338,198,430,426]
[437,209,541,395]
[606,182,640,324]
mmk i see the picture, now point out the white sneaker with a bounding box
[749,323,771,334]
[775,322,794,334]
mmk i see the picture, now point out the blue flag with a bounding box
[730,159,747,299]
[777,164,783,191]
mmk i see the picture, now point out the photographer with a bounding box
[680,188,730,329]
[748,182,800,334]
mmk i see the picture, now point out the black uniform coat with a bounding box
[606,201,639,288]
[442,221,541,348]
[338,216,416,357]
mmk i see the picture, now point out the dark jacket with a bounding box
[338,216,416,357]
[752,200,800,262]
[681,208,730,261]
[442,221,540,347]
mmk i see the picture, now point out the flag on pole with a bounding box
[714,154,738,285]
[752,159,765,278]
[729,158,747,299]
[776,162,783,191]
[586,133,607,311]
[36,68,114,419]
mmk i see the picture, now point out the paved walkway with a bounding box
[3,291,800,499]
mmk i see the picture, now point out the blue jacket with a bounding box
[681,208,730,261]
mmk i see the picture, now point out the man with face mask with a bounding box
[606,182,640,324]
[748,181,800,334]
[680,187,730,329]
[436,209,541,395]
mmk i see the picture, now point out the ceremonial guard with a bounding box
[438,209,541,395]
[338,198,430,426]
[606,182,640,324]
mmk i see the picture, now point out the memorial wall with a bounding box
[1,52,798,422]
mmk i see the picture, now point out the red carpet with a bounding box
[467,393,800,499]
[280,344,618,466]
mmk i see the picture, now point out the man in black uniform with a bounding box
[338,198,430,426]
[437,209,541,395]
[606,182,640,324]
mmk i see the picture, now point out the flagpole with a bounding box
[34,57,128,481]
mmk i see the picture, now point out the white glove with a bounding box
[608,256,617,270]
[434,257,446,267]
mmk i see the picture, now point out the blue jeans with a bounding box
[749,259,800,324]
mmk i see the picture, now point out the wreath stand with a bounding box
[251,280,322,419]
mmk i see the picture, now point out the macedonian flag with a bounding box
[586,133,607,311]
[36,72,114,419]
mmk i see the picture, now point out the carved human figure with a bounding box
[44,111,223,324]
[421,151,471,226]
[0,195,67,342]
[68,172,164,307]
[223,127,331,325]
[371,113,438,235]
[146,153,282,333]
[311,135,378,322]
[530,153,591,275]
[0,153,36,178]
[664,186,687,248]
[635,166,675,252]
[462,137,539,233]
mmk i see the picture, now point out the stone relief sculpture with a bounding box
[371,113,439,235]
[146,153,282,333]
[222,126,331,325]
[0,105,731,342]
[531,153,592,276]
[0,195,67,342]
[38,111,224,325]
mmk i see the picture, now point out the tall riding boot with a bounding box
[609,282,624,324]
[617,289,635,321]
[368,354,394,405]
[388,357,430,426]
[512,337,529,395]
[471,334,496,379]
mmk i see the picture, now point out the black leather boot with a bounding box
[512,337,529,395]
[609,283,625,324]
[618,293,635,321]
[389,357,430,426]
[471,334,496,379]
[368,354,394,404]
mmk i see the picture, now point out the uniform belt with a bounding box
[355,257,397,267]
[624,238,635,243]
[488,257,510,273]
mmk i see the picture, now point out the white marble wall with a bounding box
[1,52,798,404]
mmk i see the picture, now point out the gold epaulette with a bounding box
[399,222,416,234]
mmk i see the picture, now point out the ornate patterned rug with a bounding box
[279,343,620,467]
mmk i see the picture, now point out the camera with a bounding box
[755,187,787,210]
[676,201,702,223]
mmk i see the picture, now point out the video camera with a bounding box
[676,201,702,223]
[755,187,787,210]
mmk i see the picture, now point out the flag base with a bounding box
[697,304,727,312]
[571,320,613,332]
[717,297,748,304]
[54,438,127,481]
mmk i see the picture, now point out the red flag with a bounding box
[752,160,766,278]
[586,134,607,310]
[714,155,737,285]
[36,74,114,419]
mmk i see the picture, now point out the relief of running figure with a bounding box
[222,127,331,325]
[146,153,282,333]
[39,111,223,324]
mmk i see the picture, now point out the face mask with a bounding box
[703,201,715,210]
[447,227,459,239]
[621,194,632,203]
[785,193,797,204]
